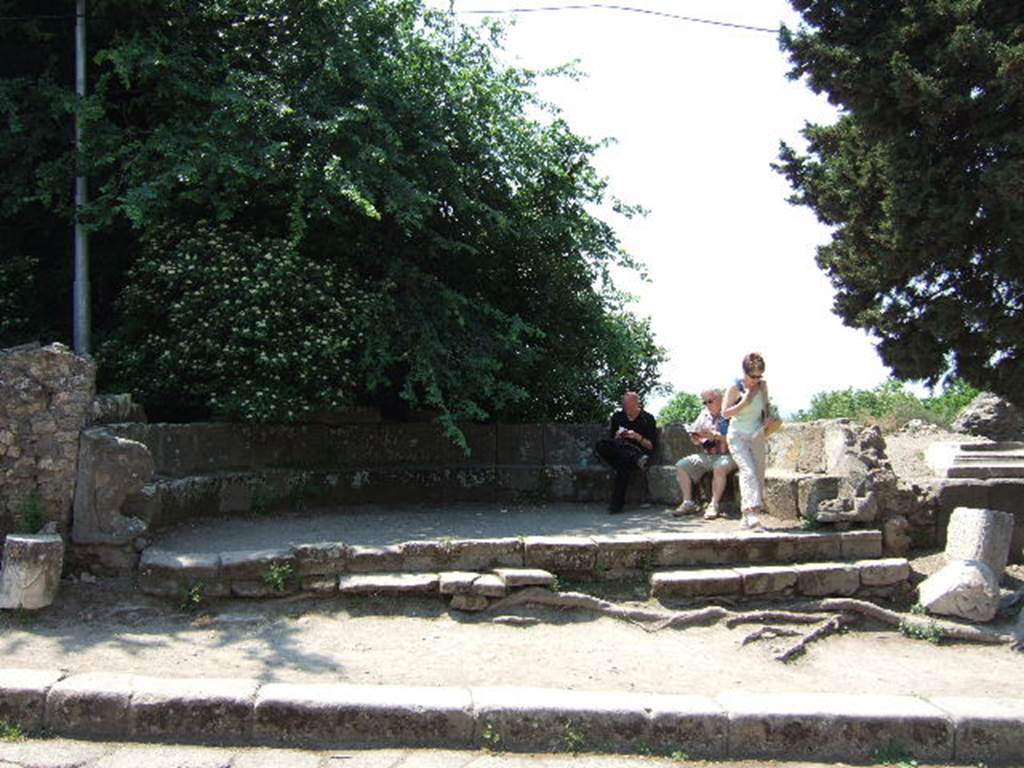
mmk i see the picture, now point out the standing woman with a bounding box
[722,352,770,530]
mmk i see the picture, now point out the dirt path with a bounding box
[1,574,1019,697]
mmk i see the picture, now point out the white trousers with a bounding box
[728,430,766,512]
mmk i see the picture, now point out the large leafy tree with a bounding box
[0,0,663,426]
[776,1,1024,404]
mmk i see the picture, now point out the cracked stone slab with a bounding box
[839,530,884,560]
[438,571,479,595]
[737,565,798,595]
[719,691,953,762]
[253,683,474,747]
[523,537,597,575]
[138,550,225,598]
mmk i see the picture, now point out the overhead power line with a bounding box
[455,3,778,34]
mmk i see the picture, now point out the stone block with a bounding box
[720,691,953,762]
[645,465,682,505]
[398,541,448,572]
[795,563,861,596]
[737,532,798,564]
[347,544,405,573]
[492,568,555,589]
[494,466,545,500]
[650,534,742,568]
[764,473,799,519]
[987,480,1024,564]
[471,686,651,753]
[945,507,1015,576]
[650,569,741,599]
[792,532,843,561]
[130,676,259,742]
[919,560,1000,622]
[446,538,524,570]
[232,580,296,598]
[654,424,692,466]
[738,565,798,595]
[542,465,608,503]
[932,696,1024,764]
[72,427,153,546]
[523,536,597,575]
[496,424,545,465]
[857,558,911,587]
[438,571,479,595]
[441,467,498,504]
[45,672,136,738]
[320,425,382,468]
[0,534,64,610]
[449,594,489,612]
[797,475,842,520]
[592,535,654,574]
[469,574,506,598]
[220,549,294,582]
[934,480,990,547]
[378,423,468,467]
[337,574,439,595]
[253,683,474,747]
[0,668,65,728]
[138,550,226,598]
[645,693,727,759]
[290,542,351,577]
[300,576,337,594]
[542,424,605,465]
[840,530,884,560]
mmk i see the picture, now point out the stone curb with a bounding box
[2,668,1022,762]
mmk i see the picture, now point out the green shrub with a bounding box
[794,379,978,430]
[658,390,702,426]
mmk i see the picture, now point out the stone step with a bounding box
[650,558,911,601]
[138,530,883,598]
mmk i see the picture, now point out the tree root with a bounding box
[484,589,1016,653]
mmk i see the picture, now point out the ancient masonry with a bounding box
[0,343,95,537]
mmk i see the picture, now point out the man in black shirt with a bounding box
[595,391,658,514]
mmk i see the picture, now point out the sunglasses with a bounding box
[746,373,763,380]
[702,397,716,404]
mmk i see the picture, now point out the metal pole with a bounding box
[73,0,91,355]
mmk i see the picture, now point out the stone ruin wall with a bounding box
[0,343,96,540]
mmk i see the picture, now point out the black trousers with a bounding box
[595,437,645,511]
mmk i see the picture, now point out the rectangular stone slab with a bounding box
[254,683,474,747]
[650,569,741,598]
[130,676,260,742]
[337,574,439,594]
[470,686,653,753]
[45,672,137,738]
[0,668,65,728]
[931,696,1024,764]
[719,692,953,762]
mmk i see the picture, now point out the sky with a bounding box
[433,0,897,417]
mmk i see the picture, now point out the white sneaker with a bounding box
[703,504,720,520]
[672,500,699,517]
[742,513,762,530]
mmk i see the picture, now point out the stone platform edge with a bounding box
[1,668,1021,764]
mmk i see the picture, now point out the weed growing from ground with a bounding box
[180,583,205,612]
[898,618,946,645]
[0,721,24,741]
[670,748,691,760]
[263,563,293,593]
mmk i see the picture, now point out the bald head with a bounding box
[623,391,641,419]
